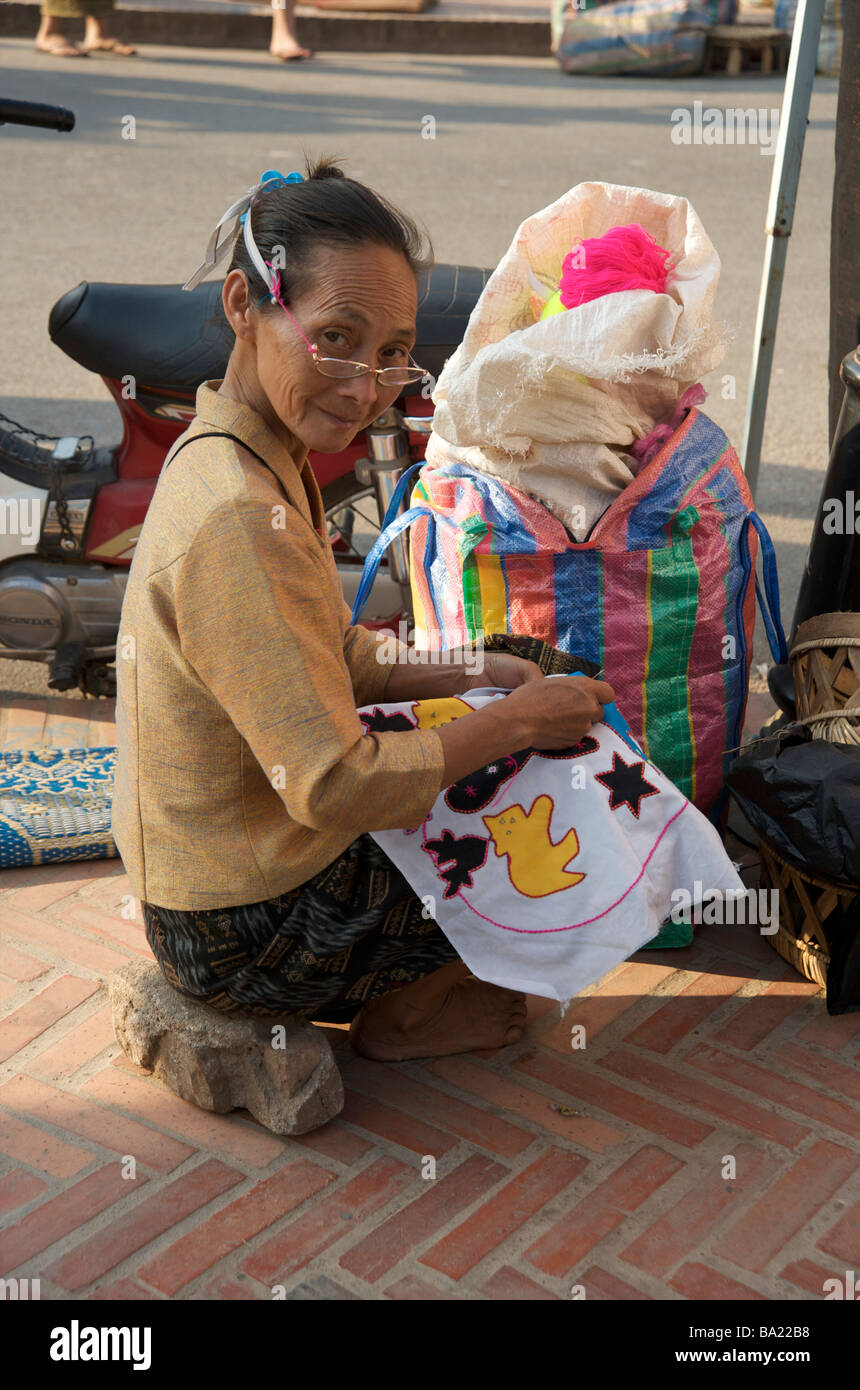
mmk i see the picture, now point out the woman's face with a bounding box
[227,241,419,458]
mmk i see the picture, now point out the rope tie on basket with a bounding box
[722,711,860,760]
[789,635,860,656]
[789,631,860,745]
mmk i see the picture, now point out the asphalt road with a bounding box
[0,38,840,699]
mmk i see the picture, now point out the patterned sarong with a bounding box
[142,833,459,1023]
[41,0,115,17]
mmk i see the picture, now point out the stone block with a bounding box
[108,960,343,1135]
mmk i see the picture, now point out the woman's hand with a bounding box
[459,653,544,693]
[502,674,616,750]
[436,673,615,788]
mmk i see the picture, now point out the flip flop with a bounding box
[80,37,137,56]
[35,39,89,57]
[270,47,314,61]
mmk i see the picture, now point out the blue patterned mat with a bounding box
[0,747,118,869]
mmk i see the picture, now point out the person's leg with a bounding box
[81,0,137,54]
[37,0,87,55]
[270,0,312,61]
[141,835,527,1060]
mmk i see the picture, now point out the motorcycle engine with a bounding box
[0,558,125,653]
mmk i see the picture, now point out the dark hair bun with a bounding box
[305,155,347,182]
[224,154,432,312]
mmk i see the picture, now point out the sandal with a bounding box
[80,37,137,56]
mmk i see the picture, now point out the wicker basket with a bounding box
[789,611,860,744]
[758,839,859,986]
[750,613,860,984]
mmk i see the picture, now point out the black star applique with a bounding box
[594,753,660,818]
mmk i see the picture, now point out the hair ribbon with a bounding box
[182,169,303,293]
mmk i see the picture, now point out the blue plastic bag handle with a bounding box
[376,459,424,534]
[349,461,427,624]
[743,511,789,665]
[350,502,432,624]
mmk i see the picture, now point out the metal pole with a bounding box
[740,0,825,495]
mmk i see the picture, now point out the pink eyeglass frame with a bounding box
[262,261,428,384]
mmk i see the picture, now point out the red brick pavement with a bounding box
[2,855,858,1301]
[0,698,858,1301]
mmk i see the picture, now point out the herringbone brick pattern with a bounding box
[0,696,858,1300]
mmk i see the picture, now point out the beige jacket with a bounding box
[112,379,444,910]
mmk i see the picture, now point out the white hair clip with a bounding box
[181,169,302,293]
[241,203,274,300]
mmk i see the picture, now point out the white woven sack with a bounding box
[428,182,729,538]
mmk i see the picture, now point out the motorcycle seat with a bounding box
[48,263,492,398]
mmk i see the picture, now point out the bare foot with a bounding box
[35,36,88,57]
[80,37,137,56]
[350,959,527,1061]
[270,43,313,60]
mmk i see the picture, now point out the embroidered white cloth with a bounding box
[362,684,744,1004]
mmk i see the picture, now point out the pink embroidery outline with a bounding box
[418,801,689,933]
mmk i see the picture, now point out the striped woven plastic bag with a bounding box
[406,404,787,820]
[555,0,716,77]
[553,0,736,51]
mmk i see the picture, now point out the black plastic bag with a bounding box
[727,726,860,1013]
[727,726,860,885]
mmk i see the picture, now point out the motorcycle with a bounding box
[0,97,490,698]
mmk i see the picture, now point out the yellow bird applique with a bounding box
[412,697,474,731]
[483,794,586,898]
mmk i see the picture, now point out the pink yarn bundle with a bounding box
[629,384,707,474]
[558,223,672,310]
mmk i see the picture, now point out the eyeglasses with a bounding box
[261,264,429,387]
